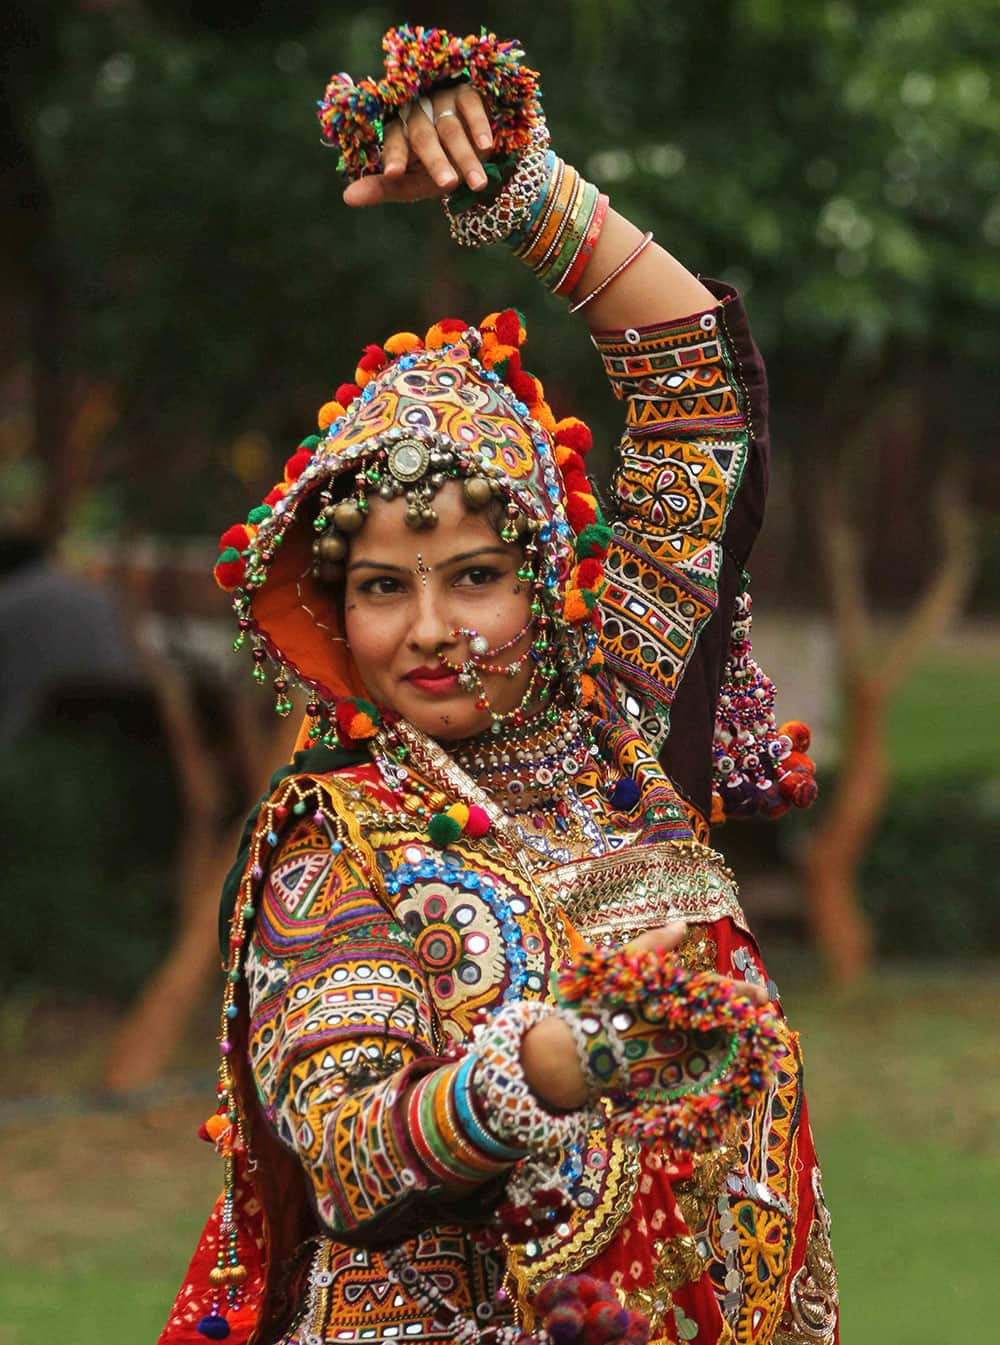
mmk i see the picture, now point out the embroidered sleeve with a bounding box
[591,283,768,763]
[244,781,516,1242]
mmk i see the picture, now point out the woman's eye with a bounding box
[456,566,501,587]
[359,575,404,596]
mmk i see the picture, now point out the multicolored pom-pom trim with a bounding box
[556,944,783,1151]
[427,801,492,848]
[317,26,544,181]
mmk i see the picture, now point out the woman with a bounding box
[161,28,837,1345]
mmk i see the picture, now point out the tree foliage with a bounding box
[17,0,1000,566]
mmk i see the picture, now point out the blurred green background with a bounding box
[1,2,998,1342]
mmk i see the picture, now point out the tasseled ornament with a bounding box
[712,590,818,822]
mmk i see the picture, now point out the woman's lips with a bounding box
[404,668,460,695]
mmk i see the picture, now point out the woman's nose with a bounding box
[406,587,457,652]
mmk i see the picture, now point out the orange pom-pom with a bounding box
[779,720,812,752]
[203,1113,229,1141]
[425,318,467,349]
[336,382,362,406]
[563,589,589,623]
[710,790,727,826]
[531,399,556,434]
[555,417,593,455]
[481,342,517,372]
[317,399,346,430]
[284,448,312,483]
[580,673,597,705]
[783,750,816,775]
[384,331,423,355]
[348,711,377,740]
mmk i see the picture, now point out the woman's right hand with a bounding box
[342,84,494,208]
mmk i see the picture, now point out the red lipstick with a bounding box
[404,666,460,694]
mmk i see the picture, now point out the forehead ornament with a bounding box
[387,438,430,482]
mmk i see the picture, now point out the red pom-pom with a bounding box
[284,448,312,482]
[554,417,593,455]
[566,493,598,533]
[511,371,543,400]
[574,558,602,589]
[465,805,491,838]
[214,558,245,590]
[264,486,285,506]
[495,309,523,347]
[219,524,251,554]
[336,382,362,406]
[438,317,468,335]
[562,469,591,497]
[357,345,387,374]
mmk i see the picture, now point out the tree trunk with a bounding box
[801,673,884,985]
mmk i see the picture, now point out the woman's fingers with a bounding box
[381,118,409,180]
[626,920,688,954]
[456,83,493,152]
[436,110,488,189]
[405,104,461,191]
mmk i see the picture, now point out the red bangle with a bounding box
[557,192,609,297]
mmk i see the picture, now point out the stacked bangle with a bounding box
[406,1065,517,1188]
[468,999,594,1156]
[508,155,608,295]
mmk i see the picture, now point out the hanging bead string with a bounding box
[202,774,348,1340]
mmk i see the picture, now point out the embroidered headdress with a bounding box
[214,310,609,744]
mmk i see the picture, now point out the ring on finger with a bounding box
[436,108,458,123]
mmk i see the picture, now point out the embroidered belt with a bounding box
[545,840,748,945]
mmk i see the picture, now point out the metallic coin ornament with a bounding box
[388,438,430,482]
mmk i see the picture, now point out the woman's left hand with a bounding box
[343,85,494,207]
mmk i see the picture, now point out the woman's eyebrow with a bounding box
[348,546,510,573]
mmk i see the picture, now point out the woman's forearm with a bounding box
[566,207,717,331]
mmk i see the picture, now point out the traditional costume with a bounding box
[160,28,838,1345]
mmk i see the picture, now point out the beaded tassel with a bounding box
[711,590,818,821]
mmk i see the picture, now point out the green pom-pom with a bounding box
[299,435,321,449]
[427,812,462,847]
[217,546,241,564]
[575,522,613,559]
[247,504,272,525]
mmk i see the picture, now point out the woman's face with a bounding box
[343,481,536,740]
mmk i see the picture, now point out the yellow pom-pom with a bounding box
[318,399,346,430]
[384,331,422,355]
[446,802,470,829]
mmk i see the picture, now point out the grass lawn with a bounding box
[1,965,997,1344]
